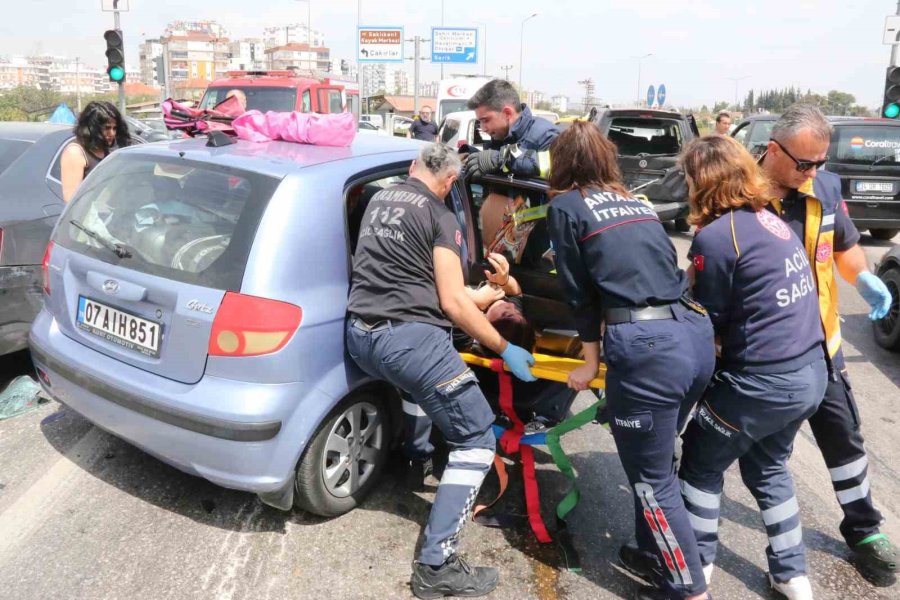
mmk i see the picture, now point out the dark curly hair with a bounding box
[73,101,130,154]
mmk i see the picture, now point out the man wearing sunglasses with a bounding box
[758,104,896,577]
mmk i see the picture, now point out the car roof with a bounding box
[0,122,71,141]
[209,76,319,88]
[120,133,424,178]
[604,108,686,120]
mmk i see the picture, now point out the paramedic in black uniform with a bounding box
[546,122,715,600]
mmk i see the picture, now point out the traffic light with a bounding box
[882,66,900,118]
[104,29,125,83]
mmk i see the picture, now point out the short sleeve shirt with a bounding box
[410,119,439,141]
[778,190,860,252]
[348,177,461,328]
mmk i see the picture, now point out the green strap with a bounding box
[545,392,606,521]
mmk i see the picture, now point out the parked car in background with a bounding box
[359,114,384,129]
[531,110,559,124]
[356,121,387,136]
[438,110,490,149]
[874,245,900,351]
[0,123,146,358]
[733,114,900,241]
[592,108,700,228]
[126,116,175,143]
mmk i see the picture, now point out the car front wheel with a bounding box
[294,394,390,516]
[873,268,900,352]
[870,228,900,241]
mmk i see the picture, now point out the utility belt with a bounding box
[604,296,707,325]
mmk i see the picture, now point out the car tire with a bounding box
[294,393,391,517]
[674,218,691,232]
[870,228,900,241]
[873,268,900,352]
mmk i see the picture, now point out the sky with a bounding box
[2,0,898,109]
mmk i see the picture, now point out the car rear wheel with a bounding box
[294,394,390,516]
[870,228,900,241]
[873,268,900,352]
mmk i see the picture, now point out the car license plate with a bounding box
[76,296,161,358]
[855,181,894,193]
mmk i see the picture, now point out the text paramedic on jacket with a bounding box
[757,105,897,576]
[463,78,558,179]
[547,121,715,600]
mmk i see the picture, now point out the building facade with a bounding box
[264,43,330,73]
[228,39,266,72]
[263,24,324,49]
[551,94,568,113]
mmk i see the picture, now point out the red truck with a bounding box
[198,70,349,115]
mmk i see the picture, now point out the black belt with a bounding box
[604,303,679,325]
[350,315,391,331]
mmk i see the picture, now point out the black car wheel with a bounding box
[870,228,900,241]
[294,393,390,516]
[674,218,691,232]
[873,268,900,352]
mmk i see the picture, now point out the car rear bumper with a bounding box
[650,201,689,223]
[0,265,42,356]
[28,309,311,495]
[847,201,900,230]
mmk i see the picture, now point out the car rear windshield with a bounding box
[831,124,900,166]
[55,153,281,291]
[199,86,297,112]
[0,139,32,175]
[606,117,684,156]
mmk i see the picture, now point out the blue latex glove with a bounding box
[857,271,892,320]
[500,343,537,382]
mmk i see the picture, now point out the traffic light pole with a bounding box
[114,8,125,114]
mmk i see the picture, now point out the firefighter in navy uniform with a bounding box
[463,79,558,179]
[758,105,896,576]
[547,122,715,600]
[676,136,827,600]
[345,143,537,599]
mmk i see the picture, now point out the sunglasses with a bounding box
[770,139,828,172]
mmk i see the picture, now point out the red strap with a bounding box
[521,445,553,543]
[473,454,509,518]
[488,358,552,543]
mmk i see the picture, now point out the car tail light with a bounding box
[42,241,54,295]
[209,292,302,357]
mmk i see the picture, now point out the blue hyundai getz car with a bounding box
[29,134,449,516]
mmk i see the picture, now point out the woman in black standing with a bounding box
[547,122,714,600]
[60,101,129,202]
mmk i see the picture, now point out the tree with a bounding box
[535,100,553,111]
[713,101,729,114]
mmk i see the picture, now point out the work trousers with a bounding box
[604,306,716,598]
[808,348,884,546]
[346,318,496,566]
[679,357,827,583]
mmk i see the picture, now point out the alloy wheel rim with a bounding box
[321,401,383,498]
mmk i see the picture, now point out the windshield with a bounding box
[0,139,32,175]
[606,117,684,156]
[440,100,469,119]
[831,124,900,166]
[199,86,298,113]
[55,153,280,291]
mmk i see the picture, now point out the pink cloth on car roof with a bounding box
[232,110,356,147]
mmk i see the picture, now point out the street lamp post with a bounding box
[519,13,537,92]
[726,76,749,111]
[296,0,312,72]
[632,53,652,106]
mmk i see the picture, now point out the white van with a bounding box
[437,76,493,123]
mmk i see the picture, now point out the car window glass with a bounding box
[606,117,682,155]
[747,121,774,156]
[831,124,900,165]
[0,139,33,176]
[732,123,750,144]
[199,86,297,112]
[346,173,409,254]
[467,180,553,273]
[56,154,279,291]
[302,90,312,112]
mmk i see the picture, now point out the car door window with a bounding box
[747,121,774,157]
[345,171,409,254]
[301,90,312,113]
[732,123,750,145]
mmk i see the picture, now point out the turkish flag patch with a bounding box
[842,201,849,215]
[693,255,705,271]
[455,230,462,246]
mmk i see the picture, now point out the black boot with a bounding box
[619,543,665,585]
[405,457,434,492]
[852,533,898,573]
[410,555,499,599]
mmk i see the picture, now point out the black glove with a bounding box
[457,143,480,155]
[464,149,502,178]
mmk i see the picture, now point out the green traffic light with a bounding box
[885,103,900,118]
[108,66,125,82]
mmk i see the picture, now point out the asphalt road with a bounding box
[0,229,897,600]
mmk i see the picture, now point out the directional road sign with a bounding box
[431,27,478,64]
[358,27,404,63]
